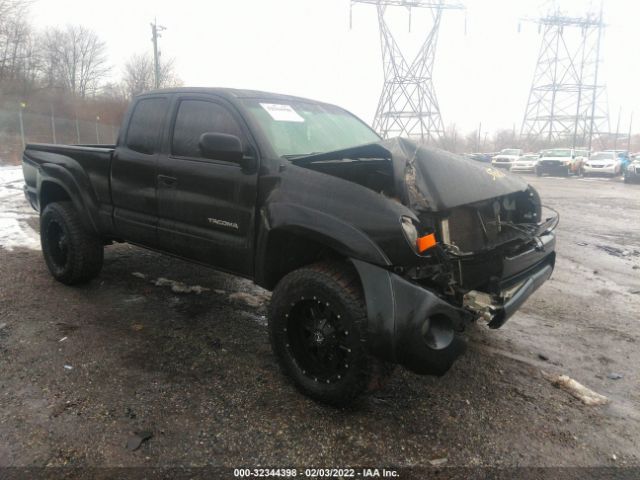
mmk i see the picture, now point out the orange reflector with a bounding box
[416,233,437,253]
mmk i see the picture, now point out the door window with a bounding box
[172,100,243,158]
[126,98,168,154]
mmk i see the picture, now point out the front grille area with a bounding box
[445,192,537,253]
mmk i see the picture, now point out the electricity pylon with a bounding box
[351,1,464,142]
[520,4,609,150]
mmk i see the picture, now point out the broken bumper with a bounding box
[352,259,474,376]
[465,256,554,329]
[464,232,556,328]
[351,232,556,376]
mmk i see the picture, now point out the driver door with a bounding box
[156,96,258,277]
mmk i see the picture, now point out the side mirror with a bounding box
[199,132,243,163]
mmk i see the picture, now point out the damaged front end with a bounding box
[290,138,558,376]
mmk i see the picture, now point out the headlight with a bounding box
[401,216,418,249]
[401,216,437,254]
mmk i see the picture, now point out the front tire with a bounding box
[40,201,104,285]
[269,262,391,406]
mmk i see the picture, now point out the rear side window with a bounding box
[126,98,168,154]
[172,100,243,158]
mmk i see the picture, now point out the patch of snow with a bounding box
[228,291,271,308]
[0,165,40,251]
[131,271,211,294]
[152,276,210,294]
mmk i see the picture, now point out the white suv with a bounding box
[491,149,523,170]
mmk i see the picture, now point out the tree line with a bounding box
[0,0,180,102]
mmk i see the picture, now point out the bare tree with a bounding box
[439,123,462,153]
[121,52,181,98]
[42,25,109,97]
[0,0,34,89]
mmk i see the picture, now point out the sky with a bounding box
[30,0,640,136]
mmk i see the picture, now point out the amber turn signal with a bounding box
[416,233,437,253]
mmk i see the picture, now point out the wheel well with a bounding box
[261,229,345,290]
[40,182,71,212]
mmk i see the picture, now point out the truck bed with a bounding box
[22,143,114,229]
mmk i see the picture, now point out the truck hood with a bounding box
[290,137,530,212]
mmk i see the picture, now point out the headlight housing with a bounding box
[401,216,418,249]
[401,216,437,254]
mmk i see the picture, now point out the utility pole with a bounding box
[613,107,621,151]
[627,112,633,153]
[18,102,26,149]
[50,105,57,144]
[150,19,166,89]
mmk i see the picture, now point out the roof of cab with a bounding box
[138,87,328,106]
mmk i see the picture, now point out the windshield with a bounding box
[242,99,381,157]
[542,149,572,158]
[590,153,614,160]
[501,149,520,155]
[520,155,538,161]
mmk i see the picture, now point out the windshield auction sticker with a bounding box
[260,103,305,122]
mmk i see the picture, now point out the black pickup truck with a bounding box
[22,88,557,405]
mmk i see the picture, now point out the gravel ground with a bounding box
[0,170,639,471]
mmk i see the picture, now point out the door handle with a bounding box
[158,175,177,187]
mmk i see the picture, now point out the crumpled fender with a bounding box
[351,258,472,376]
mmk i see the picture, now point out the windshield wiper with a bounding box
[282,152,324,159]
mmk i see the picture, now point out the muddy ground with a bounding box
[0,171,639,471]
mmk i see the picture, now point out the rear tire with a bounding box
[40,201,104,285]
[269,262,392,406]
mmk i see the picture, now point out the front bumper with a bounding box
[511,165,536,173]
[492,162,513,169]
[584,164,617,174]
[351,233,555,376]
[536,162,570,173]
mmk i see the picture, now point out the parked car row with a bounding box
[464,148,639,181]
